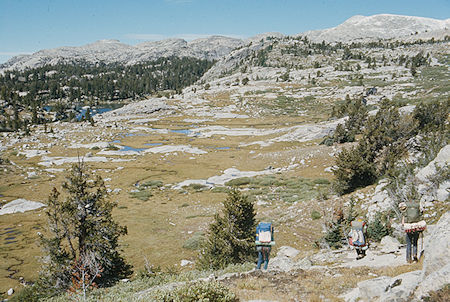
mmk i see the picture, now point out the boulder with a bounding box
[416,145,450,182]
[421,211,450,278]
[415,262,450,299]
[7,288,14,295]
[379,270,422,301]
[293,257,313,270]
[269,246,300,272]
[348,270,421,302]
[357,276,392,300]
[379,236,401,254]
[276,246,300,258]
[411,212,450,299]
[180,259,193,267]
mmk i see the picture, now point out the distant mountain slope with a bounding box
[301,14,450,42]
[2,14,448,71]
[0,36,244,71]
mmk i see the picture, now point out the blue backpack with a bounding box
[256,222,274,245]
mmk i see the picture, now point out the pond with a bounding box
[44,103,125,121]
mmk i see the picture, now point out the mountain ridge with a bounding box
[1,14,448,71]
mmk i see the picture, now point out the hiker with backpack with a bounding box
[348,218,368,260]
[399,201,426,263]
[255,222,275,270]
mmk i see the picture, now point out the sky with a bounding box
[0,0,449,63]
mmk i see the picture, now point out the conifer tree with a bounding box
[40,161,131,291]
[199,189,256,269]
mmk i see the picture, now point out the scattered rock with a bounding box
[0,199,46,215]
[414,212,450,299]
[269,246,300,272]
[345,270,421,302]
[276,246,300,258]
[7,288,14,295]
[379,235,401,254]
[180,260,193,267]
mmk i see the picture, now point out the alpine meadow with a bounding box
[0,9,449,302]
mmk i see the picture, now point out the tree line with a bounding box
[0,57,214,131]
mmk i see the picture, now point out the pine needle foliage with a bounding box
[40,161,131,292]
[199,189,257,270]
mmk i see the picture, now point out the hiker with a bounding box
[255,222,275,270]
[399,201,426,263]
[348,218,368,260]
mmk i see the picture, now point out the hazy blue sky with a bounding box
[1,0,449,63]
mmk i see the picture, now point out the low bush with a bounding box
[313,178,331,185]
[366,212,393,242]
[211,186,230,193]
[311,210,322,220]
[183,232,205,250]
[141,180,163,189]
[422,284,450,302]
[130,190,153,201]
[105,144,120,151]
[225,177,251,187]
[151,281,238,302]
[186,183,208,192]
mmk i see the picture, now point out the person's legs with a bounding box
[412,232,419,261]
[263,247,270,270]
[406,232,412,263]
[356,248,362,259]
[256,250,263,269]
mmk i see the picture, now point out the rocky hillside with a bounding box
[302,14,450,42]
[2,14,448,72]
[0,36,244,71]
[0,12,449,302]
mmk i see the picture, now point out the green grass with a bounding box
[129,190,153,201]
[41,263,254,302]
[141,180,164,189]
[182,232,205,250]
[311,210,322,220]
[184,183,208,192]
[225,177,252,187]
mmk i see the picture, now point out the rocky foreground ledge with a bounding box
[133,212,449,301]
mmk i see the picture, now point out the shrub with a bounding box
[9,281,51,302]
[40,161,131,293]
[311,210,322,220]
[152,281,238,302]
[185,183,208,192]
[141,180,163,189]
[333,143,377,195]
[413,100,449,132]
[367,212,392,242]
[323,221,345,249]
[422,284,450,302]
[256,176,279,187]
[183,232,205,250]
[130,190,153,201]
[313,178,330,185]
[321,201,360,249]
[198,189,256,270]
[333,123,355,143]
[105,144,120,151]
[225,177,251,187]
[211,186,230,193]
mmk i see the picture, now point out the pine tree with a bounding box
[199,189,256,269]
[40,161,131,292]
